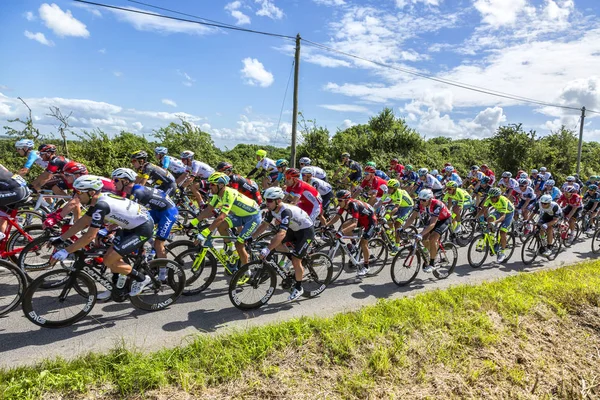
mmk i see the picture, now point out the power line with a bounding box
[73,0,296,40]
[275,60,295,142]
[301,38,591,113]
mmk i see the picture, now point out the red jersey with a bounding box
[286,179,322,220]
[558,193,582,208]
[414,198,451,221]
[360,176,388,197]
[337,199,376,227]
[389,164,404,176]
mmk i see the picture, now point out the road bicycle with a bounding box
[390,231,458,286]
[467,221,516,268]
[0,259,27,317]
[21,246,186,328]
[521,225,562,265]
[0,207,45,264]
[228,245,333,310]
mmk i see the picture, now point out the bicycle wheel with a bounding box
[301,252,333,298]
[15,209,45,227]
[229,260,277,310]
[365,238,388,276]
[521,234,540,265]
[6,224,45,263]
[433,242,458,279]
[174,248,218,295]
[501,233,517,263]
[170,209,196,238]
[130,259,186,311]
[467,233,489,268]
[21,270,96,328]
[0,260,27,316]
[17,236,75,282]
[390,245,421,286]
[593,228,600,254]
[165,240,195,260]
[455,218,476,247]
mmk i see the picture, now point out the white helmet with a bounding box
[73,175,103,192]
[15,139,34,149]
[300,166,314,176]
[154,146,168,155]
[181,150,195,159]
[539,194,552,205]
[264,187,285,200]
[418,189,433,200]
[418,168,428,176]
[444,166,454,173]
[111,168,137,182]
[299,157,311,165]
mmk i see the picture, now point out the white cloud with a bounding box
[98,48,106,54]
[225,1,251,25]
[473,0,528,28]
[39,3,90,38]
[255,0,284,20]
[177,70,196,87]
[162,99,177,107]
[240,58,274,87]
[313,0,346,5]
[320,104,371,113]
[24,31,55,47]
[210,114,290,145]
[132,121,144,131]
[396,0,441,7]
[25,11,36,21]
[340,119,357,129]
[110,7,214,36]
[72,2,102,17]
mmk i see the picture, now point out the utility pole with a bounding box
[290,33,301,168]
[576,106,586,175]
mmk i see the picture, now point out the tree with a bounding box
[490,123,536,173]
[47,106,73,157]
[3,98,42,141]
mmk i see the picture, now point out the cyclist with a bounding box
[253,187,314,301]
[480,164,496,185]
[299,157,327,181]
[130,150,177,196]
[380,178,413,252]
[442,181,473,233]
[475,187,514,263]
[354,166,388,206]
[216,161,262,205]
[416,168,444,198]
[442,165,463,187]
[112,168,179,268]
[179,150,214,206]
[582,184,600,233]
[50,175,154,297]
[31,144,70,195]
[247,149,278,190]
[431,169,443,183]
[542,179,562,201]
[324,190,376,278]
[473,176,493,206]
[337,152,362,189]
[15,139,47,176]
[557,186,582,244]
[562,176,580,194]
[193,172,261,267]
[514,178,536,220]
[402,165,419,192]
[401,189,452,273]
[154,147,186,179]
[388,158,404,179]
[301,166,333,226]
[274,159,289,186]
[365,162,389,181]
[0,164,31,242]
[498,172,518,201]
[527,194,561,256]
[530,169,543,194]
[466,166,485,187]
[574,173,584,191]
[283,168,322,223]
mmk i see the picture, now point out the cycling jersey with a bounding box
[402,171,419,185]
[443,188,472,205]
[544,186,562,201]
[263,203,313,231]
[482,168,496,185]
[46,156,70,174]
[209,186,260,217]
[483,195,515,214]
[0,171,30,208]
[389,164,404,177]
[539,172,552,181]
[558,193,582,208]
[414,199,452,221]
[345,160,362,182]
[286,180,322,221]
[360,176,389,198]
[161,156,186,175]
[129,184,176,212]
[420,174,444,190]
[498,177,518,190]
[467,170,485,182]
[23,150,48,170]
[530,174,543,188]
[443,172,463,187]
[311,166,327,181]
[374,170,389,181]
[338,199,376,228]
[308,177,332,196]
[381,188,413,208]
[0,171,27,190]
[86,193,150,229]
[186,160,214,179]
[137,163,175,186]
[513,185,536,200]
[228,174,262,204]
[532,201,562,218]
[584,190,600,203]
[255,157,277,173]
[474,184,491,196]
[561,183,580,193]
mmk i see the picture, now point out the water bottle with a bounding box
[146,249,156,263]
[116,274,127,289]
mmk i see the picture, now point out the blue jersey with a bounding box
[375,170,389,181]
[548,186,562,201]
[23,150,48,170]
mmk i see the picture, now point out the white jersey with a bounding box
[87,193,150,229]
[423,174,443,190]
[256,157,277,173]
[166,157,186,175]
[309,177,332,196]
[539,172,552,181]
[263,203,313,231]
[187,160,215,179]
[311,166,327,180]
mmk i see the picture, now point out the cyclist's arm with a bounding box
[340,217,358,235]
[18,167,29,176]
[401,210,418,231]
[32,170,52,191]
[421,215,439,237]
[247,167,258,178]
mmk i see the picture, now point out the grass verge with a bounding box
[3,260,600,399]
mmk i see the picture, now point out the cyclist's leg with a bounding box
[359,220,376,271]
[152,207,178,258]
[0,186,30,237]
[498,211,513,249]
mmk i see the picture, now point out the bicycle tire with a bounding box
[129,259,186,311]
[312,241,346,283]
[593,228,600,254]
[0,260,27,316]
[21,270,96,328]
[521,234,540,265]
[467,233,489,268]
[174,247,218,295]
[501,233,517,263]
[432,242,458,279]
[17,235,74,282]
[229,260,277,310]
[301,252,333,298]
[165,239,195,259]
[365,238,388,276]
[454,218,476,247]
[390,245,421,286]
[5,224,45,263]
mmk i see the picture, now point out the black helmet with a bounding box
[336,190,351,200]
[216,161,233,172]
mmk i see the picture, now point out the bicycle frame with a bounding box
[0,209,36,258]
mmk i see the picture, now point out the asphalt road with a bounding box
[0,234,596,369]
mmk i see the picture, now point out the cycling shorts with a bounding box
[584,201,598,212]
[149,207,179,241]
[268,171,279,183]
[563,205,582,219]
[539,213,559,225]
[112,219,153,256]
[489,210,514,232]
[321,191,333,214]
[282,227,314,258]
[0,186,30,209]
[157,182,177,197]
[517,199,535,210]
[394,206,411,222]
[359,217,377,240]
[226,212,262,243]
[432,218,450,235]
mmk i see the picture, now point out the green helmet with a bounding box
[488,188,502,197]
[405,165,413,171]
[366,161,376,167]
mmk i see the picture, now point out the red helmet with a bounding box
[63,161,88,175]
[38,144,57,154]
[481,164,488,169]
[216,161,233,172]
[364,166,376,174]
[284,168,300,179]
[390,158,398,165]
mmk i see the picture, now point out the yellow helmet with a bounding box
[387,179,400,188]
[256,149,267,158]
[207,172,230,185]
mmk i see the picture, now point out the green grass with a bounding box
[3,260,600,399]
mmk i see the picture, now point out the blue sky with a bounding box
[1,0,600,149]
